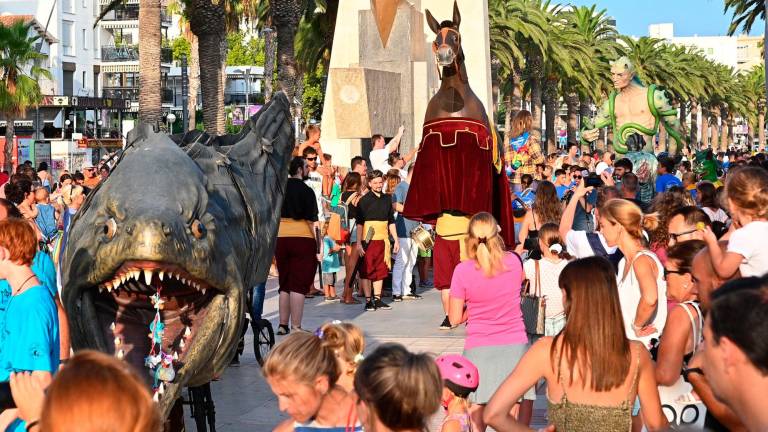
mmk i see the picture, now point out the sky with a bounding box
[569,0,765,37]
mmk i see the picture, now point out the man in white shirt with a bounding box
[302,147,324,222]
[369,125,405,172]
[559,179,620,259]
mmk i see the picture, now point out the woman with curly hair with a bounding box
[515,181,562,258]
[648,186,695,264]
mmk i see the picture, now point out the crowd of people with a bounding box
[1,111,768,432]
[266,114,768,431]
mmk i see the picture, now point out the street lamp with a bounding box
[166,112,176,133]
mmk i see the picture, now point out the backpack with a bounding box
[585,232,623,274]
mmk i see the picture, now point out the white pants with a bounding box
[392,237,418,296]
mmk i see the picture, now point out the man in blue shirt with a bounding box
[655,156,682,194]
[554,169,570,199]
[391,165,421,302]
[0,219,59,432]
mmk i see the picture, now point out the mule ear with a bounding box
[452,0,461,29]
[425,9,440,34]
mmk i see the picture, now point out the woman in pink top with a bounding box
[448,212,535,431]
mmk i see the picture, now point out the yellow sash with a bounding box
[362,220,391,270]
[277,218,315,239]
[435,213,470,260]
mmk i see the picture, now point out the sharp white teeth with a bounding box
[114,337,121,346]
[173,351,179,360]
[158,383,165,394]
[110,322,116,331]
[143,269,153,285]
[179,339,185,349]
[153,392,160,402]
[184,327,191,337]
[182,278,187,285]
[131,270,140,281]
[202,288,206,295]
[120,274,127,285]
[116,349,124,359]
[174,273,179,280]
[99,286,105,293]
[159,271,165,281]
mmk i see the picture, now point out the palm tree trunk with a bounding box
[711,121,719,151]
[138,0,162,125]
[659,124,667,153]
[579,96,591,129]
[188,0,227,135]
[759,111,765,151]
[679,103,687,142]
[187,34,200,131]
[702,110,710,148]
[503,69,523,144]
[503,95,514,145]
[543,80,558,154]
[565,92,579,144]
[689,102,698,146]
[528,54,544,144]
[4,119,14,172]
[721,117,730,152]
[264,22,276,103]
[511,68,523,114]
[272,0,303,115]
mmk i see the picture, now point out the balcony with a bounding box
[101,45,173,64]
[99,6,171,24]
[102,87,174,104]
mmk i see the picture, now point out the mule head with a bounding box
[426,0,462,68]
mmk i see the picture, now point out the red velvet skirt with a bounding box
[403,117,515,247]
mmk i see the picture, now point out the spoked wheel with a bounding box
[253,319,275,366]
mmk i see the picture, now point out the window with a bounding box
[92,29,98,56]
[82,28,88,50]
[83,71,87,91]
[62,21,74,56]
[62,0,74,14]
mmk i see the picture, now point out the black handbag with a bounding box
[521,259,546,335]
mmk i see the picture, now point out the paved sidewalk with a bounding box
[184,273,548,431]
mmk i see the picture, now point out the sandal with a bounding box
[276,324,290,335]
[291,326,311,333]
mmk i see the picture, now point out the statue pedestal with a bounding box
[320,0,492,165]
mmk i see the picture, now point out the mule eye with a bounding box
[104,218,117,239]
[191,220,206,239]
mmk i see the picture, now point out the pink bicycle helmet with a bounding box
[435,354,479,397]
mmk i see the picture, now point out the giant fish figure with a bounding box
[61,93,294,420]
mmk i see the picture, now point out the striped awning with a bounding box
[101,63,139,73]
[100,20,139,29]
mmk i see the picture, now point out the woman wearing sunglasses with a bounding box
[653,240,707,426]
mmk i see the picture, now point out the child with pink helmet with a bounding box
[436,354,479,432]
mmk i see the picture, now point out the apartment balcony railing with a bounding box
[101,45,173,64]
[100,6,170,23]
[103,87,174,104]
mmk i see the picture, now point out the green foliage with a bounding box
[724,0,765,35]
[0,21,52,118]
[226,31,265,66]
[171,37,191,62]
[302,66,325,122]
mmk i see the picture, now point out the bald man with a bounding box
[686,241,746,431]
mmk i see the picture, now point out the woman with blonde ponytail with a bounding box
[447,212,534,431]
[599,199,667,350]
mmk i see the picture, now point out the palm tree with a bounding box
[741,65,766,150]
[488,0,549,143]
[562,5,618,142]
[725,0,768,123]
[97,0,162,125]
[271,0,304,117]
[167,0,200,131]
[0,20,52,171]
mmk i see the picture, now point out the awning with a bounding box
[101,64,140,73]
